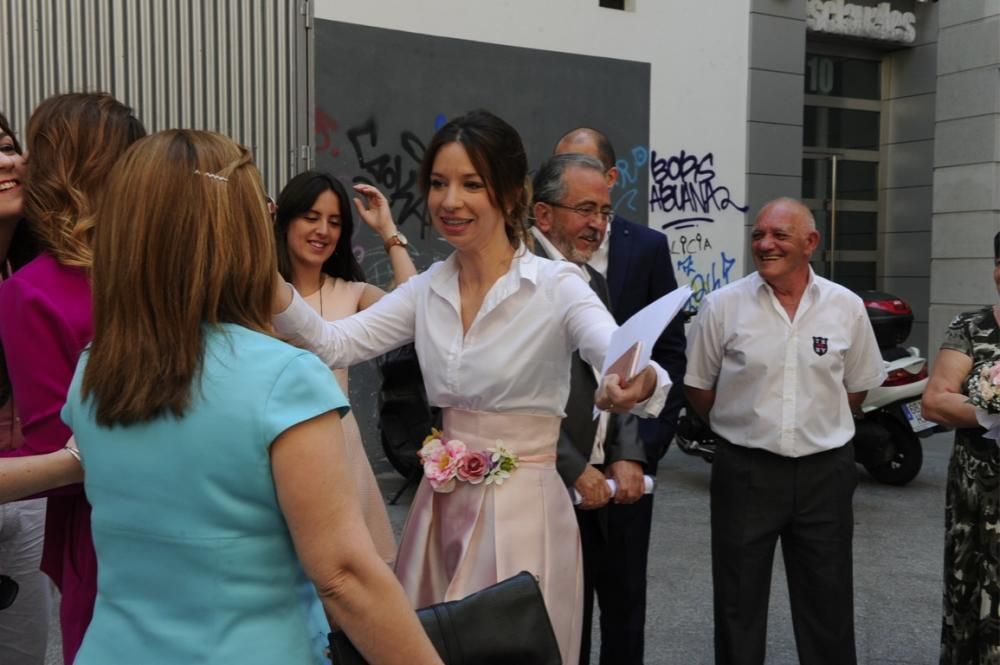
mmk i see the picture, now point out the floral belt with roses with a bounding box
[417,428,528,493]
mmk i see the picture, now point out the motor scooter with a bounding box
[850,292,944,485]
[673,291,945,486]
[674,406,718,463]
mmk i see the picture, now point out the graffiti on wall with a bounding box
[675,252,737,308]
[315,109,342,158]
[650,149,746,222]
[314,109,451,285]
[645,148,748,310]
[612,145,650,215]
[317,111,430,228]
[317,116,748,308]
[345,118,427,228]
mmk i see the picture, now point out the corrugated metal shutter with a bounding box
[0,0,312,196]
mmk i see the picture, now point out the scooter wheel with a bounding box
[861,414,923,486]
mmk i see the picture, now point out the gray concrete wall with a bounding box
[744,0,938,353]
[745,0,807,270]
[928,3,1000,357]
[881,3,939,353]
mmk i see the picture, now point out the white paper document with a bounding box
[593,284,692,418]
[570,475,656,505]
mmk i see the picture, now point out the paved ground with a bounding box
[632,435,948,665]
[378,431,950,665]
[44,430,950,664]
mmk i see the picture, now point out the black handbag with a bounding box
[327,571,562,664]
[376,343,441,480]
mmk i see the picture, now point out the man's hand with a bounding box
[606,460,644,504]
[574,465,612,510]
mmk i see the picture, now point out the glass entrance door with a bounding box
[802,52,881,291]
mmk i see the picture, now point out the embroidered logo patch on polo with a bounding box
[813,336,829,356]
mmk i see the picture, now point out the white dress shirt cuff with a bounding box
[633,360,670,418]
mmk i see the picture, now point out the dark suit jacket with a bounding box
[532,241,646,486]
[606,216,687,466]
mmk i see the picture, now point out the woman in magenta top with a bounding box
[0,93,144,664]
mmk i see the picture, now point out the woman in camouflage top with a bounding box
[922,233,1000,665]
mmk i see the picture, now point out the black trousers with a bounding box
[576,494,654,665]
[711,441,858,665]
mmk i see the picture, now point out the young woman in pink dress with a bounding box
[274,172,416,564]
[272,110,671,665]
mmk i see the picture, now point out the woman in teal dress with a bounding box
[58,129,442,665]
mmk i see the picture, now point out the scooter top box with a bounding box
[857,290,913,349]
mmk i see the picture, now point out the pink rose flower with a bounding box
[418,438,445,462]
[423,457,457,492]
[444,438,468,460]
[456,450,490,484]
[421,438,467,493]
[988,362,1000,385]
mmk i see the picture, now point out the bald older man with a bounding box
[684,198,885,665]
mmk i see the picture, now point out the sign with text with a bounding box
[806,0,916,44]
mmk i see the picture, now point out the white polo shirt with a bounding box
[684,269,886,458]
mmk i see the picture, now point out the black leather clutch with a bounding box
[327,571,562,664]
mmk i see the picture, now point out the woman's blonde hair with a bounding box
[25,92,145,268]
[83,129,277,426]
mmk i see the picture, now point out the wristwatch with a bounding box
[383,231,409,253]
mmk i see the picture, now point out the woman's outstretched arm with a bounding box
[0,442,82,504]
[272,271,418,368]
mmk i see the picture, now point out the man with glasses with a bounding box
[552,128,687,665]
[531,152,648,665]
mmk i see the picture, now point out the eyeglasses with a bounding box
[545,202,614,224]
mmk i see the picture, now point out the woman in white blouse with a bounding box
[271,109,668,664]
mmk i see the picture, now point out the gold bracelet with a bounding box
[63,445,82,463]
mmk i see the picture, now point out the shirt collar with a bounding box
[750,267,819,297]
[531,226,565,261]
[597,223,611,253]
[529,227,591,283]
[428,245,542,303]
[515,245,540,284]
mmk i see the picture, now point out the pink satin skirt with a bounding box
[394,408,582,664]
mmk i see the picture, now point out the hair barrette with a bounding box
[193,169,229,182]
